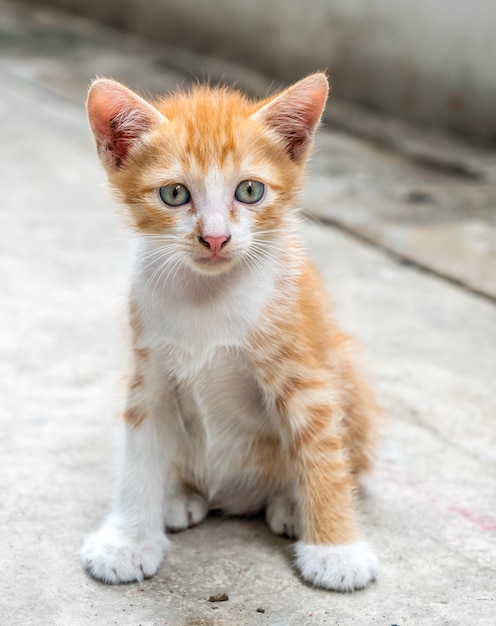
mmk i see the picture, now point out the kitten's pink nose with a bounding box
[198,235,231,255]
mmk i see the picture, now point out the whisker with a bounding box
[241,244,277,281]
[149,251,185,296]
[144,253,176,294]
[136,232,180,240]
[168,254,187,285]
[140,250,185,319]
[138,245,181,269]
[241,253,265,282]
[250,240,283,252]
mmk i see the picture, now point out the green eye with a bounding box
[235,180,265,204]
[158,183,191,207]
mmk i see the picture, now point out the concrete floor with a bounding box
[1,2,495,625]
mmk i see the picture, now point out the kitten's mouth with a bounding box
[194,253,234,273]
[196,253,231,265]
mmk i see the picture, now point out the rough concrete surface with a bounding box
[1,2,495,625]
[23,0,496,140]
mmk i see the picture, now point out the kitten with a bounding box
[81,73,381,591]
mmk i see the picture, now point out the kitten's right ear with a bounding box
[87,79,166,170]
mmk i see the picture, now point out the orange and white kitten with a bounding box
[81,74,381,591]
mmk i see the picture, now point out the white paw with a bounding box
[266,496,300,538]
[81,519,170,584]
[165,492,208,532]
[294,541,378,592]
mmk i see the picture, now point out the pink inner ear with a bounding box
[87,80,163,170]
[252,74,329,161]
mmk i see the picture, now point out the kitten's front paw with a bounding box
[81,520,170,584]
[294,540,378,592]
[165,492,208,532]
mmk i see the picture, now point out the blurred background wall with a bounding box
[26,0,496,142]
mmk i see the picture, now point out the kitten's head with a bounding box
[87,74,328,276]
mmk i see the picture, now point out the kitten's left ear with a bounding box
[87,78,166,170]
[251,73,329,162]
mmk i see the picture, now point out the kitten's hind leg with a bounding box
[165,486,209,533]
[266,495,300,539]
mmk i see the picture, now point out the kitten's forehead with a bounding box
[155,88,262,171]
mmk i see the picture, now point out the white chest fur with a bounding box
[131,238,280,376]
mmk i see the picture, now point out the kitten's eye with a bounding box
[235,180,265,204]
[158,183,191,207]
